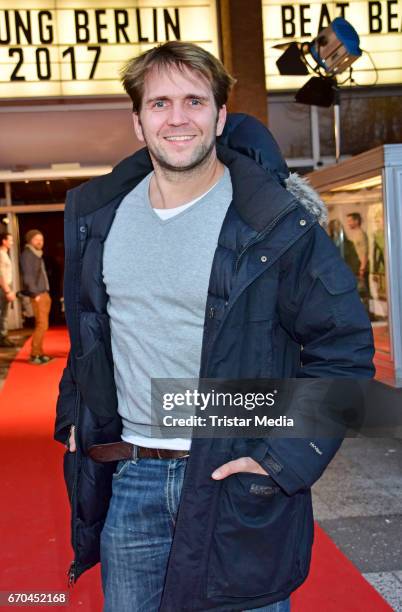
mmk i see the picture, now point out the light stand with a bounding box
[333,86,341,163]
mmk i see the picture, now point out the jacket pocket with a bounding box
[207,472,301,598]
[75,337,118,419]
[315,263,363,328]
[315,262,357,295]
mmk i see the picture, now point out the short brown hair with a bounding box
[0,232,11,246]
[25,229,43,244]
[120,41,236,112]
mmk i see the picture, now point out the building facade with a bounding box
[0,0,401,374]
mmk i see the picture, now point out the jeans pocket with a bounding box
[207,472,301,598]
[112,459,131,480]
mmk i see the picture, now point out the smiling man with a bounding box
[134,65,222,172]
[55,42,374,612]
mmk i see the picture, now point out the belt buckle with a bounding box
[132,444,139,461]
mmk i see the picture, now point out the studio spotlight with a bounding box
[309,18,362,75]
[275,17,362,79]
[274,17,363,161]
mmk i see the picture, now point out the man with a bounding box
[346,212,370,310]
[0,232,16,347]
[55,42,374,612]
[20,229,52,364]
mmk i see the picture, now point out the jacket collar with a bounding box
[77,145,297,235]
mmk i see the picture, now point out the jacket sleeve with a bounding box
[250,223,375,495]
[54,352,77,445]
[20,250,38,297]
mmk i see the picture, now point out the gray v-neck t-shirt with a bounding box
[103,167,233,449]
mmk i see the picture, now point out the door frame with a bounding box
[0,165,111,329]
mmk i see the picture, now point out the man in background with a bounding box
[0,232,16,348]
[346,212,370,311]
[20,229,52,365]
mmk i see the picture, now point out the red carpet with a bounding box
[0,329,103,611]
[0,329,392,611]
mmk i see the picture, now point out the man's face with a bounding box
[347,216,359,230]
[132,64,226,172]
[2,235,13,249]
[30,234,44,250]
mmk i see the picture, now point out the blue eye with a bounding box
[190,99,201,106]
[154,100,165,108]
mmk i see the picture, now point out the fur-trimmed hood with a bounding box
[285,172,328,226]
[220,113,327,226]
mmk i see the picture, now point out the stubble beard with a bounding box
[147,137,216,179]
[139,115,219,179]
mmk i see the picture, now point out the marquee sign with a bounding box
[263,0,402,90]
[0,0,218,99]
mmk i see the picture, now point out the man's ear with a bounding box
[216,105,227,137]
[132,112,145,142]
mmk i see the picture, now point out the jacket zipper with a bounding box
[67,561,76,587]
[65,188,82,588]
[203,200,299,378]
[67,387,80,587]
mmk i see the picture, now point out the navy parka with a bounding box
[55,114,375,611]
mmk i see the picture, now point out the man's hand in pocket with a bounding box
[66,425,76,452]
[211,456,269,479]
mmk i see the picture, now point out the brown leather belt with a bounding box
[87,441,190,462]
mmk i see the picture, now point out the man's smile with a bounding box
[163,135,196,142]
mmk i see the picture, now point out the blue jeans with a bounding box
[100,457,291,612]
[0,289,9,339]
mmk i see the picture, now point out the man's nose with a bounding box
[167,102,189,126]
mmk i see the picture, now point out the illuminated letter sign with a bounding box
[0,1,219,98]
[263,0,402,90]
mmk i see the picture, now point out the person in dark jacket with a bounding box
[55,42,374,612]
[20,229,52,364]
